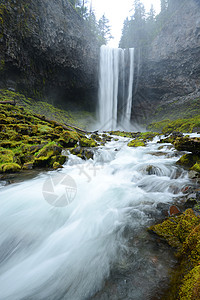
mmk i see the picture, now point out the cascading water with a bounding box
[0,136,193,300]
[98,45,135,131]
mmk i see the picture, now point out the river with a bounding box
[0,135,191,299]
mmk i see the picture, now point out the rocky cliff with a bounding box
[132,0,200,123]
[0,0,99,110]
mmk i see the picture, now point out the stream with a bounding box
[0,136,192,299]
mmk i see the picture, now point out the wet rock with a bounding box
[181,186,193,194]
[71,147,94,160]
[158,145,174,150]
[188,170,200,179]
[83,149,94,160]
[145,165,160,175]
[156,203,170,216]
[150,151,166,157]
[174,137,200,155]
[171,131,184,138]
[169,205,181,216]
[1,0,99,108]
[53,162,63,169]
[79,138,97,148]
[148,209,200,299]
[23,162,34,170]
[185,194,198,207]
[176,154,200,169]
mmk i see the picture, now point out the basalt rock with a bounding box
[0,0,99,110]
[132,0,200,124]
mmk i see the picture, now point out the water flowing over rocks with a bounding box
[0,134,192,300]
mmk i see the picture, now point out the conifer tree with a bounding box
[98,14,113,45]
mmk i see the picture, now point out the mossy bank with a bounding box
[149,209,200,299]
[0,90,101,175]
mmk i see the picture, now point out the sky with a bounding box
[90,0,161,47]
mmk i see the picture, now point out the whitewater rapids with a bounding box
[0,136,191,299]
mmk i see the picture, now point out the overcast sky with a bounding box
[90,0,161,47]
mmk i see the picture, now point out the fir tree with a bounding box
[98,14,113,45]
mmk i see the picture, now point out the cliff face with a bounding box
[0,0,99,110]
[133,0,200,123]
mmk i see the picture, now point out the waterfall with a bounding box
[98,45,135,131]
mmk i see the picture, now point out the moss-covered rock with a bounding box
[149,209,200,299]
[0,92,94,173]
[79,137,97,148]
[175,138,200,173]
[70,147,94,160]
[0,163,21,173]
[148,115,200,135]
[53,162,63,169]
[128,139,146,147]
[34,142,63,168]
[179,265,200,299]
[176,154,200,169]
[147,119,171,133]
[0,148,14,164]
[174,137,200,154]
[191,163,200,173]
[58,130,80,148]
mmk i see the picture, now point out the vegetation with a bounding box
[150,97,200,125]
[0,89,93,130]
[68,0,113,45]
[119,0,174,51]
[148,114,200,134]
[0,90,101,174]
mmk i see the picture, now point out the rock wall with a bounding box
[0,0,99,110]
[132,0,200,123]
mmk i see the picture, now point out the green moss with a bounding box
[139,132,159,141]
[0,90,98,173]
[79,137,97,148]
[53,162,63,169]
[37,124,52,134]
[147,119,171,132]
[0,149,14,164]
[191,163,200,173]
[0,163,21,173]
[176,154,200,169]
[149,209,200,299]
[0,89,93,130]
[150,97,200,125]
[109,131,134,138]
[179,265,200,299]
[128,139,146,147]
[148,114,200,134]
[35,142,61,158]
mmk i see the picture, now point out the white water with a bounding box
[98,46,135,131]
[0,137,190,299]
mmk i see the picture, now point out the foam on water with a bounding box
[0,137,190,299]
